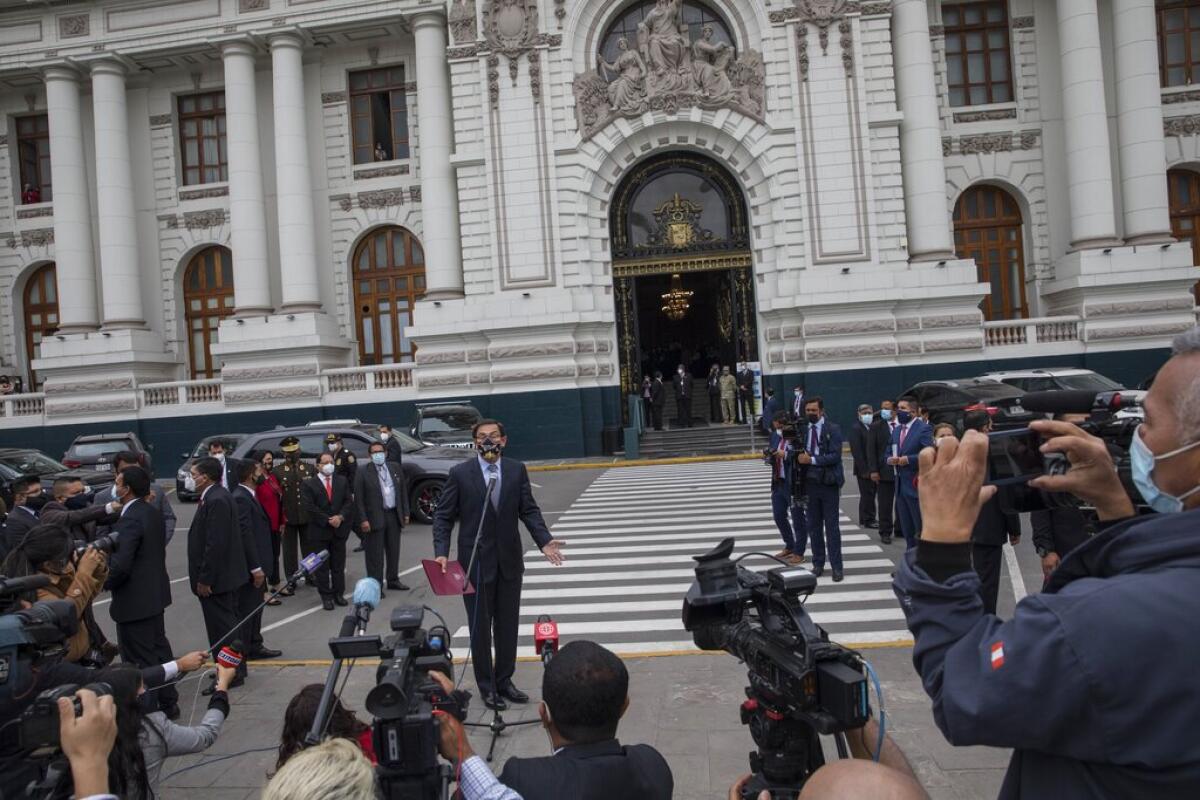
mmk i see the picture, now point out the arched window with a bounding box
[1167,168,1200,301]
[598,1,735,71]
[953,186,1028,321]
[23,262,58,388]
[183,246,234,378]
[352,227,426,365]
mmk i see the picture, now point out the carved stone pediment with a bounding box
[483,0,538,84]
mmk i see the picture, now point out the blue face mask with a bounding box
[371,452,386,466]
[896,410,913,425]
[1130,425,1200,514]
[880,409,893,422]
[860,414,873,426]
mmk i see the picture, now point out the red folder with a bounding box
[422,559,476,596]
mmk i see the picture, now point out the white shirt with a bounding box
[119,497,139,517]
[806,417,825,456]
[200,483,214,503]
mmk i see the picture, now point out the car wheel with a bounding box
[412,480,443,524]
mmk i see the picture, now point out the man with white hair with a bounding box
[893,327,1200,798]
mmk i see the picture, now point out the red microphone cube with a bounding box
[533,618,559,656]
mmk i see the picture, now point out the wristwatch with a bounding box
[1035,546,1051,558]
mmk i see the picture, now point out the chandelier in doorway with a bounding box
[660,273,693,321]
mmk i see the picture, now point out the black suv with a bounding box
[63,432,153,476]
[410,403,482,449]
[901,378,1037,432]
[229,423,474,523]
[0,448,113,509]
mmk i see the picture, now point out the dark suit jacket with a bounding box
[672,373,691,399]
[890,419,934,498]
[300,474,353,543]
[761,396,780,432]
[2,506,39,554]
[233,485,272,576]
[736,369,754,395]
[354,461,410,532]
[801,419,845,487]
[187,485,246,595]
[94,485,175,543]
[848,421,875,477]
[105,499,172,623]
[870,419,898,483]
[499,739,673,800]
[971,497,1021,547]
[432,457,552,581]
[42,500,116,545]
[649,380,665,408]
[384,436,404,466]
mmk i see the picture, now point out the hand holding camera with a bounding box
[917,431,996,544]
[57,687,117,797]
[1027,420,1135,520]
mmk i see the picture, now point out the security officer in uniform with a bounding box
[325,432,361,552]
[276,436,314,594]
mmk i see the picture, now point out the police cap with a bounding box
[324,432,342,443]
[280,436,301,452]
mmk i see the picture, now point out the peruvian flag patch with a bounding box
[990,641,1005,670]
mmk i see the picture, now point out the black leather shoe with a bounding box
[387,580,409,591]
[863,521,879,529]
[162,704,181,721]
[483,694,508,711]
[499,684,529,704]
[248,647,282,660]
[881,535,894,544]
[322,597,335,611]
[333,595,348,606]
[811,564,825,578]
[832,570,844,583]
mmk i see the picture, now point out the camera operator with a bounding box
[1029,414,1095,584]
[768,411,805,564]
[2,522,109,663]
[892,328,1200,797]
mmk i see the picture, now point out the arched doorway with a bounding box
[610,152,757,424]
[1167,167,1200,301]
[953,185,1029,321]
[183,246,234,378]
[22,262,58,389]
[351,226,426,364]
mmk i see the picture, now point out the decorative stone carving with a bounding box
[416,350,466,365]
[554,0,566,28]
[598,363,613,377]
[578,364,597,377]
[353,165,410,180]
[1086,298,1196,317]
[44,378,134,394]
[493,366,577,382]
[952,108,1016,123]
[942,136,952,156]
[596,341,611,353]
[58,14,89,38]
[573,4,766,141]
[1011,16,1034,29]
[221,364,318,381]
[959,133,1013,155]
[447,43,487,59]
[449,0,477,44]
[47,398,136,416]
[357,190,407,209]
[332,194,352,212]
[539,33,562,47]
[806,343,895,360]
[409,186,422,203]
[529,50,542,104]
[321,91,346,105]
[896,317,920,330]
[1163,90,1200,105]
[16,206,53,219]
[420,373,469,387]
[158,214,179,228]
[927,24,944,37]
[898,342,922,355]
[486,55,500,105]
[225,386,320,404]
[467,349,489,362]
[468,371,491,384]
[149,113,173,127]
[1089,322,1194,341]
[489,342,574,359]
[6,229,54,248]
[924,337,984,352]
[1019,131,1039,149]
[182,210,227,230]
[796,0,849,54]
[860,2,892,14]
[0,135,6,146]
[483,0,538,85]
[922,313,980,329]
[179,186,229,201]
[1164,115,1200,136]
[240,0,269,10]
[804,318,895,336]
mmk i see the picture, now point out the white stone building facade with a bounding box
[0,0,1196,459]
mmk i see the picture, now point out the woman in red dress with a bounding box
[255,449,285,603]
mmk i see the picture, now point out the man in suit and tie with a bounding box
[379,424,405,466]
[736,363,755,423]
[301,451,353,611]
[790,384,806,422]
[433,419,566,710]
[796,397,846,581]
[767,412,805,565]
[760,388,781,435]
[869,399,899,544]
[671,364,693,428]
[848,403,879,529]
[232,459,281,660]
[356,441,410,593]
[105,465,179,715]
[93,451,175,541]
[649,372,666,431]
[185,457,247,691]
[2,476,48,556]
[207,439,238,491]
[887,395,935,549]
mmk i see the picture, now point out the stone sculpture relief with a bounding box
[449,0,477,44]
[573,0,765,140]
[483,0,539,84]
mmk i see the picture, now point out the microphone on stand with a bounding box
[350,577,381,632]
[216,639,245,671]
[285,549,330,587]
[534,615,559,666]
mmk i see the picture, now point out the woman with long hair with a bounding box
[96,661,236,798]
[254,449,285,600]
[2,523,108,663]
[275,683,376,772]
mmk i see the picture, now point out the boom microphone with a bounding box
[285,549,330,585]
[1018,390,1136,415]
[351,577,382,629]
[533,615,559,665]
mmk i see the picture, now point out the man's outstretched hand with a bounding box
[917,430,995,544]
[542,539,567,566]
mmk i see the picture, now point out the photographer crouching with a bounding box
[893,328,1200,797]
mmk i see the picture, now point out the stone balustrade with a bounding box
[0,392,45,418]
[983,316,1083,348]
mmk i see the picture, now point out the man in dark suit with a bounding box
[790,384,806,422]
[94,451,175,541]
[433,419,565,710]
[796,397,846,581]
[185,457,247,690]
[869,399,899,544]
[105,465,178,715]
[301,451,353,611]
[962,411,1021,614]
[355,441,410,593]
[887,395,935,549]
[736,363,755,424]
[848,403,878,529]
[671,364,692,428]
[43,476,119,545]
[498,641,672,800]
[232,459,281,660]
[379,424,405,466]
[2,475,46,555]
[761,387,780,434]
[204,439,239,492]
[649,372,666,431]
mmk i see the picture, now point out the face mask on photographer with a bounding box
[211,451,225,463]
[896,410,913,425]
[1130,425,1200,514]
[328,442,340,453]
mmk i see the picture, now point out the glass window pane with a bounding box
[988,30,1006,49]
[412,243,424,264]
[965,32,984,52]
[47,313,57,325]
[377,279,390,292]
[992,83,1012,103]
[986,3,1004,23]
[221,254,233,285]
[30,313,40,326]
[375,234,387,267]
[29,282,40,304]
[947,56,965,86]
[983,191,997,217]
[379,307,393,357]
[989,50,1008,82]
[967,53,985,80]
[45,277,56,303]
[180,97,195,113]
[970,85,988,105]
[359,280,371,294]
[357,250,369,272]
[350,72,369,90]
[361,316,374,354]
[1168,33,1186,64]
[1167,9,1185,30]
[946,33,961,54]
[944,8,960,26]
[1168,66,1188,86]
[949,87,967,106]
[184,139,199,167]
[1192,6,1200,27]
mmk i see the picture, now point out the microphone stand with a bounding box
[205,562,321,659]
[305,611,362,747]
[459,473,541,762]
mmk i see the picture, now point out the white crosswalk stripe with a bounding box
[452,460,912,657]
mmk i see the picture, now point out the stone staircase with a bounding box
[636,420,769,459]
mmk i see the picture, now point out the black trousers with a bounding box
[737,392,751,424]
[709,393,721,421]
[856,476,878,525]
[973,543,1003,615]
[675,396,691,427]
[236,581,265,652]
[463,571,522,697]
[364,511,403,585]
[312,536,347,598]
[198,590,244,675]
[877,480,896,539]
[282,523,306,579]
[116,615,177,710]
[651,404,664,430]
[268,532,282,586]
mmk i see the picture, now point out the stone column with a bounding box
[1113,0,1174,244]
[413,11,464,298]
[90,60,144,328]
[892,0,956,262]
[269,31,321,311]
[43,65,99,333]
[1057,0,1120,248]
[221,40,274,314]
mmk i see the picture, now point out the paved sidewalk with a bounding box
[160,648,1006,799]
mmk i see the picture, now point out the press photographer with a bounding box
[892,328,1200,797]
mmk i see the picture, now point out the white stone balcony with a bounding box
[983,316,1083,349]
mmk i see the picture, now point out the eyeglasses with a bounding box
[474,433,503,443]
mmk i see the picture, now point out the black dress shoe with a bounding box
[864,521,879,529]
[832,570,845,583]
[162,704,181,721]
[483,694,509,711]
[499,684,529,704]
[881,535,894,544]
[333,595,348,606]
[248,647,282,660]
[811,564,825,578]
[322,597,335,611]
[387,580,409,591]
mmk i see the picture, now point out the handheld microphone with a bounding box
[534,615,559,664]
[1018,390,1136,415]
[351,577,381,629]
[216,639,244,671]
[285,549,330,585]
[0,574,51,595]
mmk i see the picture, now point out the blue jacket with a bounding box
[889,419,933,498]
[762,396,781,432]
[893,509,1200,798]
[800,418,844,488]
